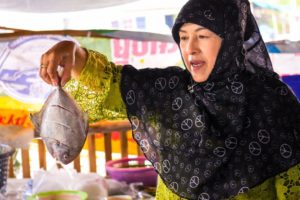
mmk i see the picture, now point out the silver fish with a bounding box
[30,86,89,164]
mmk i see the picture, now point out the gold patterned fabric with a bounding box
[64,50,127,122]
[65,50,300,199]
[156,163,300,200]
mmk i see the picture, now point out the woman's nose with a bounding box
[185,38,199,54]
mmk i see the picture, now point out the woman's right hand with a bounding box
[39,40,87,87]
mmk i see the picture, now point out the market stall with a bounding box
[0,1,299,197]
[0,31,180,199]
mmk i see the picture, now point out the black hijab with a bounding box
[121,0,300,199]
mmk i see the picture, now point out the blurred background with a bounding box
[0,0,299,41]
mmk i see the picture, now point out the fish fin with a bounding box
[29,112,41,137]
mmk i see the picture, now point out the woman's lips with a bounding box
[190,61,205,71]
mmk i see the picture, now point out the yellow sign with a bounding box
[0,96,41,127]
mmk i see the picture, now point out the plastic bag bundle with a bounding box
[31,164,108,200]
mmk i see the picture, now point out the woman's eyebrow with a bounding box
[179,27,207,33]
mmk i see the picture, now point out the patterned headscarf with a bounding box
[121,0,300,199]
[172,0,273,82]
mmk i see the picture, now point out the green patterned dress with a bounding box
[65,50,300,200]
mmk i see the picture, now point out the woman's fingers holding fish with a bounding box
[39,54,52,85]
[60,55,74,87]
[40,53,61,86]
[40,41,77,86]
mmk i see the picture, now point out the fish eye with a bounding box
[63,154,69,160]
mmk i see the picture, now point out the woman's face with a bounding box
[179,23,222,83]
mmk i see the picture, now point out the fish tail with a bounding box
[29,112,41,137]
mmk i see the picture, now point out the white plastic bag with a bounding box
[31,164,108,199]
[73,172,108,200]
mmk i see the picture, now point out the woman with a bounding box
[39,0,300,199]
